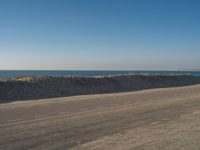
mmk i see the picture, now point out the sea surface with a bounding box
[0,70,200,79]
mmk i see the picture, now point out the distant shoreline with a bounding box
[0,70,200,79]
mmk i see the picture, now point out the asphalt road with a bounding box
[0,84,200,150]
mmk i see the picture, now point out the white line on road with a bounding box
[0,103,135,128]
[113,104,121,106]
[96,106,106,109]
[34,115,47,119]
[58,111,70,115]
[126,102,133,105]
[7,119,21,123]
[79,108,89,112]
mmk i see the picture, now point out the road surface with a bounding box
[0,84,200,149]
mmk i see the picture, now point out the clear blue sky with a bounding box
[0,0,200,70]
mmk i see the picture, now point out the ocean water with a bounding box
[0,70,200,79]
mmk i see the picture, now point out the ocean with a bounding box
[0,70,200,79]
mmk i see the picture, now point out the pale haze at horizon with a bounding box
[0,0,200,70]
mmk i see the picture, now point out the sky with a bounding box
[0,0,200,70]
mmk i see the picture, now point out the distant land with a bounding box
[178,69,200,71]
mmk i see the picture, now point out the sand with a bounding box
[0,84,200,149]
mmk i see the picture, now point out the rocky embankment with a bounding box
[0,74,200,102]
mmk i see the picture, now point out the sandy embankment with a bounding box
[0,74,200,102]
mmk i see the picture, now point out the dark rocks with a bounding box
[0,74,200,103]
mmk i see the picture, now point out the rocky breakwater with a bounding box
[0,74,200,102]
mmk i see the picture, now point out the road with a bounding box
[0,84,200,149]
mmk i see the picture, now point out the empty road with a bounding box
[1,84,200,149]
